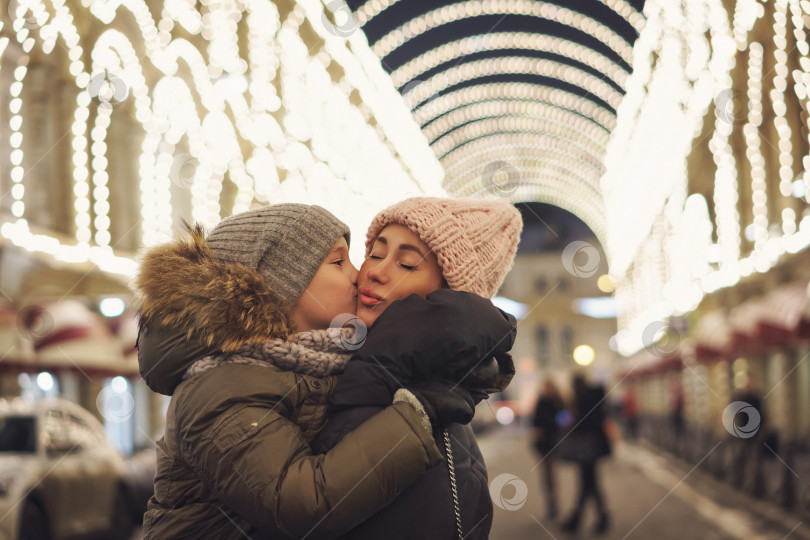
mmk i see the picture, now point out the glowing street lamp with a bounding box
[573,344,595,366]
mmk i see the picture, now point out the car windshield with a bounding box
[0,416,37,453]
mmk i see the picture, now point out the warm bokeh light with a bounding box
[596,274,615,293]
[573,344,596,366]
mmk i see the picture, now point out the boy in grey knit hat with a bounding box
[206,204,351,305]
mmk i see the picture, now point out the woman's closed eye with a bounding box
[369,253,417,271]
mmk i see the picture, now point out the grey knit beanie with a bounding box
[205,204,350,304]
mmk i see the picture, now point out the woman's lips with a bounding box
[358,287,383,307]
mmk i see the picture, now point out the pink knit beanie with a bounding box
[365,197,523,298]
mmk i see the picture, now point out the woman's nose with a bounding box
[366,260,388,284]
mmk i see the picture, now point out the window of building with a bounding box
[561,326,574,360]
[535,325,549,367]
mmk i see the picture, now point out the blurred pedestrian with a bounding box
[733,381,764,441]
[730,381,768,495]
[531,378,564,519]
[560,373,611,534]
[669,376,684,448]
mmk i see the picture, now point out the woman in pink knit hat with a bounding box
[312,196,524,540]
[134,203,515,540]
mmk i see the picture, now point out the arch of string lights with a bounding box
[351,0,810,358]
[346,0,646,244]
[593,0,810,358]
[0,0,445,276]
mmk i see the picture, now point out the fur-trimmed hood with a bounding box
[132,223,298,395]
[134,223,296,351]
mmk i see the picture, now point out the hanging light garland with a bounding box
[0,0,445,275]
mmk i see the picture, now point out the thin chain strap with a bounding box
[443,429,463,540]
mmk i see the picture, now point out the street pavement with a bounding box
[479,424,809,540]
[128,424,810,540]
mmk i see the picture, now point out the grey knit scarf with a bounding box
[183,327,355,380]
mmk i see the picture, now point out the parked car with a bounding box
[123,447,156,524]
[0,398,134,540]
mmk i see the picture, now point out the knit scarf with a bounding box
[183,327,355,380]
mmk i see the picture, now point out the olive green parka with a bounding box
[134,226,442,539]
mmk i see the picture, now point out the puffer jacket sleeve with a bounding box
[329,290,516,414]
[173,368,442,540]
[355,290,517,384]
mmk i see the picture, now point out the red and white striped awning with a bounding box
[21,300,126,373]
[0,302,30,362]
[692,309,733,356]
[758,281,810,331]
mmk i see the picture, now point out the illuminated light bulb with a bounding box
[744,42,768,253]
[370,0,635,67]
[597,274,615,293]
[8,56,28,219]
[2,0,448,282]
[412,82,616,131]
[37,372,54,392]
[391,32,629,93]
[770,0,795,222]
[100,297,125,317]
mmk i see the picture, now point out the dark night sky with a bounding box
[514,202,598,254]
[348,0,646,115]
[349,0,637,255]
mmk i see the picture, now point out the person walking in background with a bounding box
[531,378,564,519]
[669,376,685,449]
[560,373,611,534]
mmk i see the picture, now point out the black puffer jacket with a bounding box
[314,418,492,540]
[312,290,517,540]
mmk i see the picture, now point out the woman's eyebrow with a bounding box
[376,236,425,257]
[397,244,425,258]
